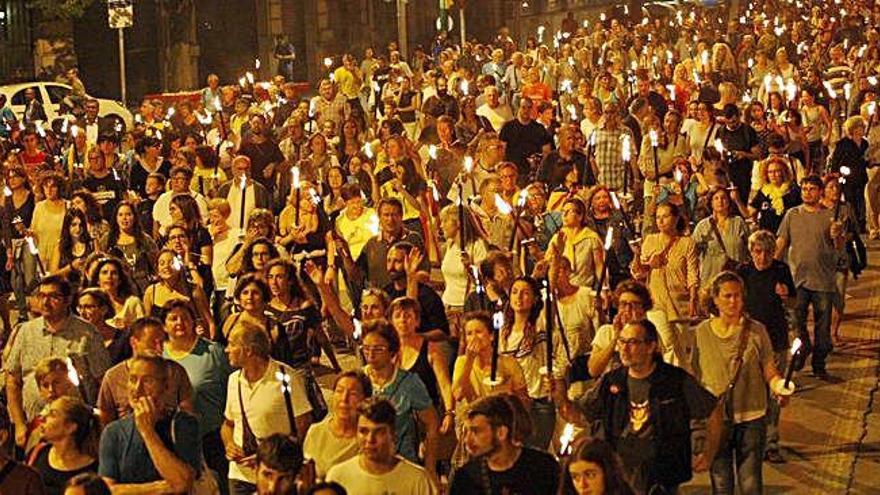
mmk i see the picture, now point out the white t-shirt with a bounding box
[224,360,312,483]
[555,287,597,361]
[302,416,360,480]
[326,455,436,495]
[476,103,514,132]
[440,239,488,307]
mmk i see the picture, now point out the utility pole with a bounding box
[107,0,133,106]
[459,3,466,47]
[397,0,408,59]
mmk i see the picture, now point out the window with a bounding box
[10,86,41,106]
[45,84,71,104]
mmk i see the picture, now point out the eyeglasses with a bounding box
[37,292,65,301]
[361,345,389,354]
[617,338,647,347]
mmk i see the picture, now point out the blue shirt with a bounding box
[372,368,432,462]
[99,410,202,484]
[164,338,232,435]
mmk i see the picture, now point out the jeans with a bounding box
[766,351,787,451]
[526,398,556,451]
[710,417,766,495]
[793,287,834,372]
[11,240,38,320]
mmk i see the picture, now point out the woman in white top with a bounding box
[439,204,489,309]
[87,256,145,328]
[303,371,371,482]
[686,101,719,165]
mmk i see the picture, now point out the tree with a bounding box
[28,0,97,20]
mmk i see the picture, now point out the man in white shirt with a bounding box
[222,321,312,494]
[326,397,436,495]
[476,86,514,133]
[152,165,210,237]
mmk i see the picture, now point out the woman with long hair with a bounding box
[265,259,340,372]
[86,257,144,329]
[820,173,856,343]
[686,101,720,164]
[546,198,604,289]
[278,180,332,257]
[749,157,802,233]
[50,209,92,294]
[336,117,364,167]
[322,165,348,219]
[69,190,108,242]
[5,165,34,325]
[693,186,750,287]
[28,397,99,495]
[559,437,636,495]
[31,173,68,266]
[100,201,158,296]
[75,288,131,365]
[500,276,555,450]
[168,194,212,266]
[455,96,493,147]
[379,136,426,233]
[799,88,832,173]
[304,132,341,190]
[143,249,214,338]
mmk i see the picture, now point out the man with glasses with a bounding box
[3,275,111,449]
[218,155,272,235]
[560,319,722,494]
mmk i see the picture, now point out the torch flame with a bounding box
[494,194,512,215]
[65,357,81,388]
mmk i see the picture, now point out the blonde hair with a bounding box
[844,116,866,138]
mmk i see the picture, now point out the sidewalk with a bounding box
[684,241,880,494]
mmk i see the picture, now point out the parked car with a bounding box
[0,81,133,132]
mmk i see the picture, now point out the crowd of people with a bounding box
[0,0,876,493]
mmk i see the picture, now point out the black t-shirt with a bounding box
[449,447,560,495]
[239,139,284,191]
[77,173,125,220]
[618,375,655,491]
[500,120,551,179]
[31,443,98,495]
[737,260,796,351]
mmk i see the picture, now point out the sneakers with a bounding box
[765,449,786,464]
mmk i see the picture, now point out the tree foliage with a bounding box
[27,0,97,20]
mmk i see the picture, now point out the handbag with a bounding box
[709,218,739,272]
[716,319,752,423]
[237,378,260,457]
